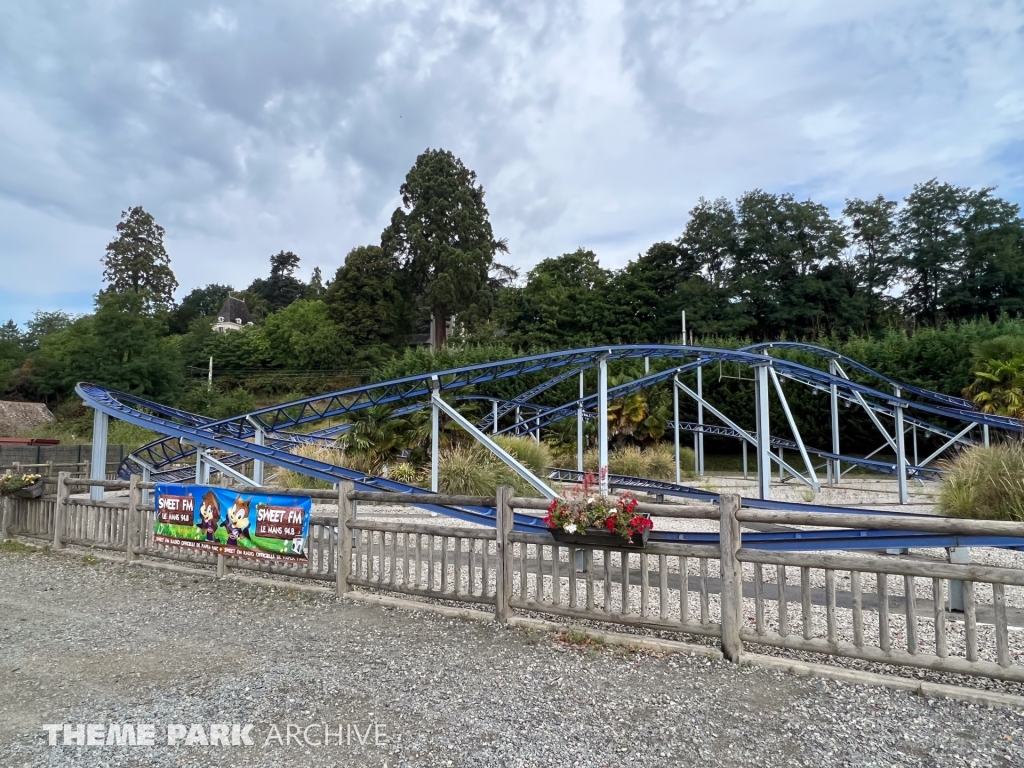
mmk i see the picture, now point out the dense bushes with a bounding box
[939,442,1024,522]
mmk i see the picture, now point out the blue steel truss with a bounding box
[79,342,1024,553]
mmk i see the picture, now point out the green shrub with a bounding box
[437,446,504,496]
[492,434,552,475]
[642,444,677,481]
[939,442,1024,522]
[578,444,694,480]
[272,443,373,490]
[609,445,645,477]
[387,462,422,486]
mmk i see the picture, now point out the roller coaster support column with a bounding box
[492,400,498,435]
[984,424,990,447]
[754,364,771,500]
[598,353,610,495]
[829,359,840,486]
[673,374,681,484]
[431,377,440,493]
[432,385,556,498]
[247,418,265,485]
[770,367,819,492]
[893,401,908,504]
[89,408,108,501]
[695,361,705,477]
[577,371,585,473]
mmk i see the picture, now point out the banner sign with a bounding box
[153,484,311,564]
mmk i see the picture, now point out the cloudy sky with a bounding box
[2,0,1023,325]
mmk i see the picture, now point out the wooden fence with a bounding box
[3,473,1023,685]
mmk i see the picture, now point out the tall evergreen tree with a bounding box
[101,206,177,310]
[381,149,507,347]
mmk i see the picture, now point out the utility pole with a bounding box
[208,356,213,389]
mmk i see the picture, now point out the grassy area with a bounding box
[19,418,159,451]
[1,540,41,554]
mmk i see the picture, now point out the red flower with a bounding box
[604,515,618,533]
[543,513,556,529]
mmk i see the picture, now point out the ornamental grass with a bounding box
[939,441,1024,522]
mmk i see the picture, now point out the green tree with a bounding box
[499,249,611,348]
[101,206,178,309]
[169,284,233,334]
[942,188,1024,322]
[843,195,901,330]
[31,293,183,401]
[324,246,406,347]
[249,251,305,312]
[261,299,349,369]
[0,320,26,395]
[25,310,75,349]
[605,242,694,343]
[680,196,738,289]
[731,191,849,339]
[305,266,326,299]
[381,149,507,347]
[899,180,967,325]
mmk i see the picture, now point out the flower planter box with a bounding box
[549,523,651,549]
[13,480,44,499]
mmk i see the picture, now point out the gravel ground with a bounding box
[2,546,1024,768]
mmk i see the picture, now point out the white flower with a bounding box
[563,523,578,533]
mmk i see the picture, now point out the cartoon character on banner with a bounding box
[224,496,253,547]
[196,490,222,542]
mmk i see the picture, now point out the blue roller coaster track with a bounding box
[75,342,1024,553]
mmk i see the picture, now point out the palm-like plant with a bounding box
[339,405,410,473]
[964,356,1024,419]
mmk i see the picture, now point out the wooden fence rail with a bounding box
[3,475,1023,685]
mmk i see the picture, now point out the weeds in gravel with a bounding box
[0,540,35,554]
[559,629,604,649]
[82,554,99,565]
[523,627,541,645]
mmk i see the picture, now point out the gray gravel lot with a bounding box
[1,547,1023,768]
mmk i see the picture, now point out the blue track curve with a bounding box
[77,343,1024,552]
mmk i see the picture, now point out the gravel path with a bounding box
[2,547,1024,767]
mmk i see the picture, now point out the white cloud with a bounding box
[0,0,1022,322]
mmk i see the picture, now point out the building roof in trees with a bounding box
[0,401,55,437]
[215,296,251,326]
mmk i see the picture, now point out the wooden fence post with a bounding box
[125,474,139,562]
[216,475,228,578]
[337,481,354,597]
[718,493,744,662]
[53,471,69,550]
[495,485,514,623]
[1,495,9,542]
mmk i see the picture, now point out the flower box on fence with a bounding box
[13,480,44,499]
[549,516,652,549]
[0,473,43,499]
[543,472,654,549]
